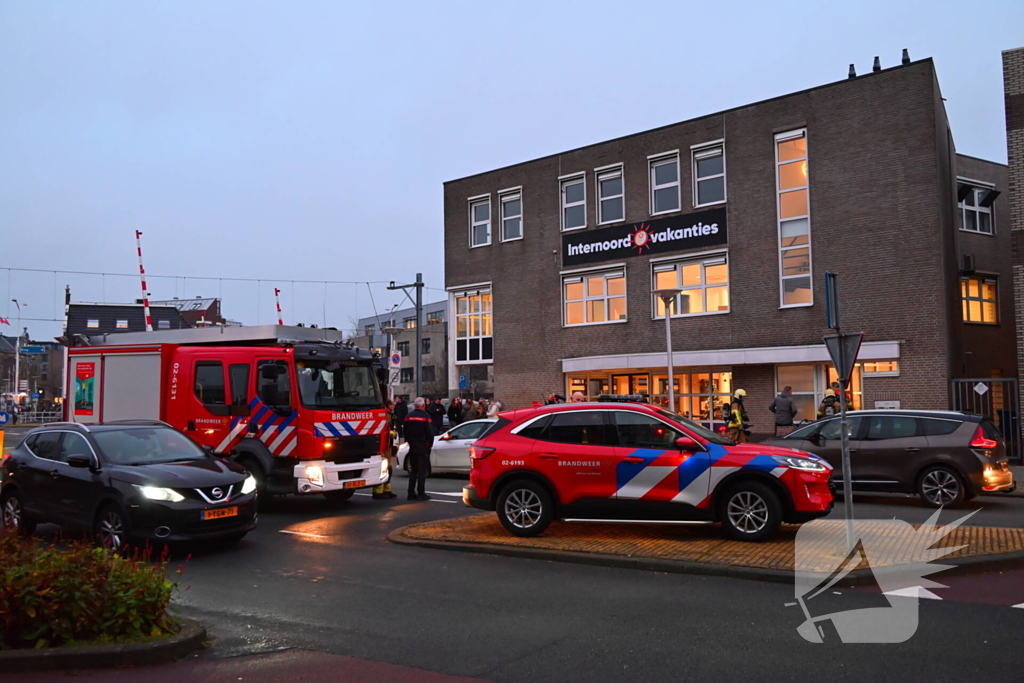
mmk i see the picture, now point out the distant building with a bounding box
[66,302,193,337]
[352,300,452,400]
[1,333,63,403]
[150,297,227,327]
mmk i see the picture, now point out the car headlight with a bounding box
[135,485,185,502]
[771,455,828,472]
[241,474,257,495]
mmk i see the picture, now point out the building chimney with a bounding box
[848,63,857,79]
[901,48,910,65]
[873,56,881,72]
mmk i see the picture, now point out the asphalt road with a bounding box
[5,427,1024,682]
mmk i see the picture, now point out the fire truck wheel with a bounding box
[324,489,355,504]
[238,457,273,511]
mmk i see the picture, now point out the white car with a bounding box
[396,419,497,475]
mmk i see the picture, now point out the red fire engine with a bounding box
[64,326,390,505]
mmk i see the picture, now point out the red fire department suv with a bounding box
[462,400,834,542]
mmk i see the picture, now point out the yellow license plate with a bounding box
[343,479,366,489]
[202,506,238,520]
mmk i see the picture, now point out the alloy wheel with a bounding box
[921,470,959,506]
[98,510,126,552]
[727,491,770,534]
[504,489,543,529]
[2,497,22,532]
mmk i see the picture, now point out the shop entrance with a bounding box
[611,374,650,396]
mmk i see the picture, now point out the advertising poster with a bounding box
[75,362,95,416]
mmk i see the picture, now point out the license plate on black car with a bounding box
[202,507,238,520]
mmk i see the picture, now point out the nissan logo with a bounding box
[210,487,224,500]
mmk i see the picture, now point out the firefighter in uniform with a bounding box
[404,397,436,501]
[372,399,399,499]
[727,388,749,443]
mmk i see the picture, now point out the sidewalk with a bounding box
[6,649,493,683]
[391,513,1024,583]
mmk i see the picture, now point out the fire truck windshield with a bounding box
[296,360,382,410]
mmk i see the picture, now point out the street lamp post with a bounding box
[11,299,25,404]
[653,288,682,413]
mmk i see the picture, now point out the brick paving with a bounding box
[398,513,1024,574]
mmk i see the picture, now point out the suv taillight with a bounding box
[470,446,495,460]
[970,425,999,450]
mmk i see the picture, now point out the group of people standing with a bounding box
[720,380,855,442]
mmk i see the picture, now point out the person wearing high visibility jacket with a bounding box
[372,399,399,499]
[727,389,749,443]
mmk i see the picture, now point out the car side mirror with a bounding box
[440,433,452,441]
[67,454,93,469]
[675,436,700,451]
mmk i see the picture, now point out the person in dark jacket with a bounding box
[427,398,446,432]
[393,397,408,440]
[404,397,435,501]
[769,386,799,434]
[447,398,463,427]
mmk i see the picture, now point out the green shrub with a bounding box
[0,535,180,650]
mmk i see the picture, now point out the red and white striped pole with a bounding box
[135,230,153,331]
[274,287,284,326]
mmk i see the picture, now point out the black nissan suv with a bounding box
[1,421,257,550]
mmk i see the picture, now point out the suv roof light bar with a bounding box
[596,394,649,403]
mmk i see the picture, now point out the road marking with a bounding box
[1013,603,1024,609]
[429,499,459,504]
[426,491,463,497]
[279,530,329,539]
[354,492,373,497]
[883,586,943,600]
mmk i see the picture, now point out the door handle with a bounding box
[904,448,921,453]
[538,454,559,460]
[50,470,61,480]
[623,456,646,464]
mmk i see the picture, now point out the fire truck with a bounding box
[63,325,390,505]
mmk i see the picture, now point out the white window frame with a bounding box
[775,129,813,309]
[468,195,491,248]
[692,142,726,208]
[648,152,681,216]
[651,253,730,319]
[562,267,627,327]
[453,287,493,364]
[499,187,523,242]
[596,164,625,225]
[957,178,995,236]
[560,173,587,232]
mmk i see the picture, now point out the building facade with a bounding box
[1006,48,1024,438]
[444,56,1015,434]
[352,300,451,400]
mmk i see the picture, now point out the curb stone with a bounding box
[387,527,1024,587]
[0,617,207,673]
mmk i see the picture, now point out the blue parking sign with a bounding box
[458,374,468,389]
[0,411,9,427]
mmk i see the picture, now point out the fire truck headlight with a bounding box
[304,466,325,488]
[241,475,257,495]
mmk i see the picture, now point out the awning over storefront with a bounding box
[560,341,901,374]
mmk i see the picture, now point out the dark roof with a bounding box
[66,303,193,337]
[0,335,16,354]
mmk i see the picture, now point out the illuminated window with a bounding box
[862,361,899,376]
[776,130,812,307]
[500,190,522,241]
[597,166,624,224]
[116,320,128,329]
[958,185,994,235]
[454,288,492,363]
[469,197,491,247]
[693,144,725,206]
[652,254,729,317]
[563,270,626,326]
[649,153,680,214]
[87,319,99,329]
[961,277,997,323]
[561,175,586,231]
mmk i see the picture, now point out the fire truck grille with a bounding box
[326,435,379,463]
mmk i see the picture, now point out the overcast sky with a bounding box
[2,1,1022,340]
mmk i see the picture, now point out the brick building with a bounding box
[443,55,1015,433]
[1006,48,1024,436]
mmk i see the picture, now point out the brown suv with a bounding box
[764,410,1015,507]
